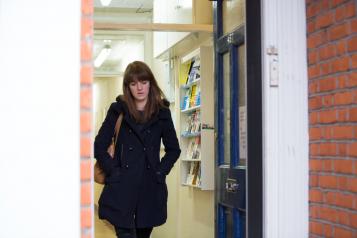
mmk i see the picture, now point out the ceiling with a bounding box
[93,0,153,77]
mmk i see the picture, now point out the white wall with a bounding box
[0,1,80,237]
[262,0,309,237]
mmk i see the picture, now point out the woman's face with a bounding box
[129,78,150,103]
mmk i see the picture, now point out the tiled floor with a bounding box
[94,207,116,238]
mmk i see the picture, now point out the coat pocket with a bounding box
[105,167,123,184]
[155,171,166,184]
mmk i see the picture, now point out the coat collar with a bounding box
[114,96,171,145]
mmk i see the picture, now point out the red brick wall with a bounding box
[307,0,357,237]
[81,0,94,237]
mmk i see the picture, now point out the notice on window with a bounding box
[239,106,247,160]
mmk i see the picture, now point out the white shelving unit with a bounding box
[179,46,214,190]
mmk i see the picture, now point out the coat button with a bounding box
[147,130,151,133]
[129,129,132,133]
[129,147,133,151]
[147,165,151,169]
[143,147,146,151]
[125,165,129,169]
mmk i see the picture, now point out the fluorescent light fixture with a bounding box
[100,0,112,6]
[94,45,111,68]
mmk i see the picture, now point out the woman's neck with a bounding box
[135,99,147,111]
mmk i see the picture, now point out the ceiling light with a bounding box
[100,0,112,7]
[94,45,112,68]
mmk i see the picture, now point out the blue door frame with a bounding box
[213,0,263,237]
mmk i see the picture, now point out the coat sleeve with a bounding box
[158,111,181,175]
[94,102,121,175]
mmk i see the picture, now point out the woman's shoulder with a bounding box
[158,99,172,119]
[107,95,125,114]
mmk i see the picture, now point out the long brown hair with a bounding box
[122,61,167,123]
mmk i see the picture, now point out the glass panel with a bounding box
[222,0,245,35]
[238,45,247,166]
[225,207,234,238]
[223,53,231,165]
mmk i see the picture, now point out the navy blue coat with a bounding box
[94,97,181,228]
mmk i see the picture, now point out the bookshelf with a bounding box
[179,46,214,190]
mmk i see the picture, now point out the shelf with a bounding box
[182,159,202,162]
[181,131,201,138]
[181,78,201,89]
[182,183,201,188]
[181,105,201,113]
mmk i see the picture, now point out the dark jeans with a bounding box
[115,227,153,238]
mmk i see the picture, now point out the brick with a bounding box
[338,176,349,190]
[307,21,316,34]
[348,177,357,192]
[80,137,92,158]
[331,56,350,73]
[351,18,357,33]
[348,72,357,87]
[80,112,91,133]
[309,96,322,110]
[331,0,349,8]
[81,40,92,61]
[310,174,319,187]
[81,17,93,39]
[316,12,334,29]
[346,1,356,18]
[309,81,318,93]
[337,210,350,226]
[323,159,333,172]
[319,175,338,189]
[351,213,357,228]
[335,192,354,209]
[324,223,333,238]
[310,127,322,140]
[349,142,357,157]
[320,143,337,157]
[310,205,319,218]
[319,110,337,124]
[319,77,336,92]
[81,182,92,205]
[81,87,92,109]
[81,65,93,84]
[325,191,336,205]
[309,64,320,78]
[337,74,348,88]
[337,143,348,156]
[334,159,354,174]
[310,159,323,171]
[310,189,323,202]
[335,226,353,238]
[330,23,349,41]
[322,94,334,107]
[319,206,337,222]
[308,50,318,64]
[324,126,333,139]
[337,108,349,122]
[348,36,357,52]
[320,62,331,76]
[81,159,92,180]
[310,221,323,236]
[332,125,354,139]
[352,54,357,69]
[310,111,319,124]
[82,0,94,15]
[349,108,357,121]
[334,92,354,105]
[336,39,347,55]
[81,207,92,228]
[307,3,319,18]
[319,44,336,60]
[309,144,319,156]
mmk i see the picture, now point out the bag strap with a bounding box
[114,113,123,146]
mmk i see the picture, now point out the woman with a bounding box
[94,61,181,238]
